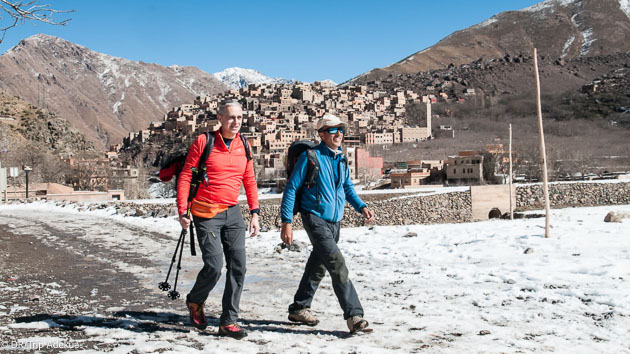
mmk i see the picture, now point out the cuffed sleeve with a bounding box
[242,155,259,211]
[343,162,366,213]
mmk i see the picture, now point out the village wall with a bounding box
[35,181,630,230]
[515,181,630,210]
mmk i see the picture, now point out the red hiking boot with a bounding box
[186,300,207,330]
[218,323,248,339]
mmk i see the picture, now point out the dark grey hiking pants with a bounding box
[290,212,364,319]
[187,205,246,326]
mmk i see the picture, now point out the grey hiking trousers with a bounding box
[290,212,364,319]
[187,205,246,326]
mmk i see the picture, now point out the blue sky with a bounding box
[1,0,542,83]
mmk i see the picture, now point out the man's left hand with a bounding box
[361,207,375,224]
[249,213,260,237]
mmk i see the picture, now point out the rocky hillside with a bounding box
[0,90,96,185]
[351,51,630,99]
[353,0,630,82]
[0,34,228,150]
[0,90,95,155]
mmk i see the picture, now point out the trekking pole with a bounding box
[168,227,187,300]
[158,229,186,292]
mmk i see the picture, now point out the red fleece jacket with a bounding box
[176,132,259,216]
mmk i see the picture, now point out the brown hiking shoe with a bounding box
[218,323,248,339]
[347,316,369,333]
[288,308,319,326]
[186,300,207,330]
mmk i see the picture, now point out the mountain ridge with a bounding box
[352,0,630,83]
[0,34,227,149]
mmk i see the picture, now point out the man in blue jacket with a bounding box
[280,114,375,334]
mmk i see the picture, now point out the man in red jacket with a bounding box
[177,99,259,339]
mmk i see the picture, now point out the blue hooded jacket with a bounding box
[281,142,366,223]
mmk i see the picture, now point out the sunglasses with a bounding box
[321,127,344,134]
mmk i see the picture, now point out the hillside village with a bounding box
[115,78,497,192]
[5,57,628,200]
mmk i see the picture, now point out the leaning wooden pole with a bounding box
[509,123,514,220]
[533,48,551,238]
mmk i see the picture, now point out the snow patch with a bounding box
[157,76,172,108]
[474,17,498,28]
[9,321,59,329]
[113,91,125,114]
[619,0,630,19]
[522,0,577,12]
[561,36,575,58]
[175,77,198,95]
[2,197,630,352]
[10,305,28,314]
[580,28,595,56]
[570,13,596,56]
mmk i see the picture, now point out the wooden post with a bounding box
[533,48,551,238]
[509,123,514,220]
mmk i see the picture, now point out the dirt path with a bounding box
[0,213,190,352]
[0,208,361,353]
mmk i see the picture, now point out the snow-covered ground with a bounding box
[1,201,629,353]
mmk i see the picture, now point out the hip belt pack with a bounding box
[191,199,229,219]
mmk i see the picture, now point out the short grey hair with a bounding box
[218,99,242,115]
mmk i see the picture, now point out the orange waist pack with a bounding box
[190,199,229,219]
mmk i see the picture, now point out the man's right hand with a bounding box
[281,222,293,245]
[179,215,191,230]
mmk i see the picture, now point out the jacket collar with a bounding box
[317,141,343,158]
[214,131,239,150]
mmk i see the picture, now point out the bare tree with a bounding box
[0,0,73,44]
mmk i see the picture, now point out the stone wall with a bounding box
[32,181,629,229]
[251,191,472,230]
[515,182,630,210]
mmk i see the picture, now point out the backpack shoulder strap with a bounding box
[239,134,252,161]
[304,148,319,187]
[188,132,214,202]
[199,132,215,170]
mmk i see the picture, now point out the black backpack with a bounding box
[286,140,320,215]
[159,132,252,184]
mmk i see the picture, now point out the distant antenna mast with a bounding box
[533,48,551,238]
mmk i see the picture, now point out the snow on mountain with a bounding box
[213,67,295,89]
[0,34,227,149]
[521,0,578,13]
[317,79,338,87]
[619,0,630,19]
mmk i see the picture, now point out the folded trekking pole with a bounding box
[159,204,197,297]
[168,226,186,300]
[158,228,186,300]
[158,160,202,299]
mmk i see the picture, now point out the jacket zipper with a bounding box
[331,152,340,221]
